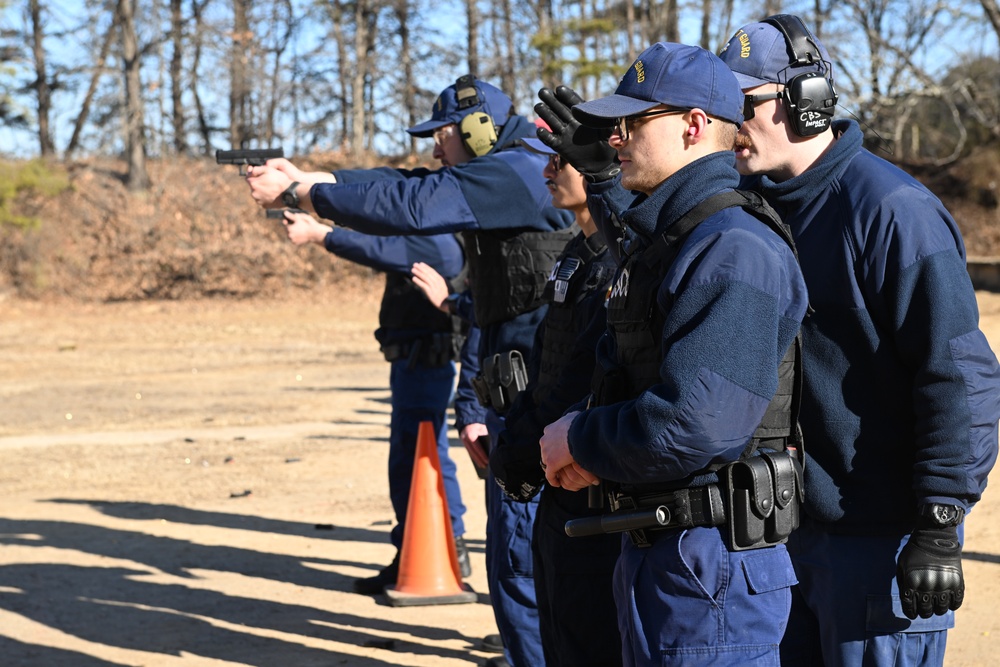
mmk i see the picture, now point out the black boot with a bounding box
[480,633,504,653]
[353,553,399,595]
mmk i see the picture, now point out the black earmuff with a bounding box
[763,14,838,137]
[454,74,498,157]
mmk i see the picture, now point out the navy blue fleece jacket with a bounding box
[569,152,809,488]
[313,117,574,368]
[744,120,1000,529]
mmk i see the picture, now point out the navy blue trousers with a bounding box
[533,485,622,666]
[485,409,543,667]
[615,526,795,666]
[387,359,466,550]
[781,517,954,666]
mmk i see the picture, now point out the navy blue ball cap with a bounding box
[407,79,514,137]
[572,43,744,128]
[718,19,833,89]
[519,137,557,155]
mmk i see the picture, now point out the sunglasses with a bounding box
[612,109,690,142]
[742,92,783,121]
[546,154,565,171]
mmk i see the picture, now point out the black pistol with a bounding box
[215,147,284,176]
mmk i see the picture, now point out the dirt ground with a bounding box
[1,293,999,667]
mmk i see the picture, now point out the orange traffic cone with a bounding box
[385,420,477,607]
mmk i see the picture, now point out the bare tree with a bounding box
[393,0,418,153]
[229,0,252,146]
[981,0,1000,45]
[169,0,186,153]
[350,0,379,155]
[189,0,214,155]
[28,0,54,156]
[262,0,294,145]
[66,21,116,159]
[640,0,679,45]
[315,0,351,149]
[117,0,151,190]
[466,0,480,75]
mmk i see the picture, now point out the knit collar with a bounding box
[753,120,863,215]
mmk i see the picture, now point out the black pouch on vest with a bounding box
[470,375,493,408]
[722,449,802,551]
[475,350,529,413]
[761,449,802,543]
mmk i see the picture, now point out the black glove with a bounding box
[489,432,545,503]
[534,86,620,183]
[895,525,964,620]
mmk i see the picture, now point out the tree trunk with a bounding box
[66,23,115,158]
[363,7,379,154]
[394,0,417,153]
[465,0,480,75]
[117,0,151,190]
[230,0,252,146]
[499,0,517,106]
[170,0,186,154]
[320,0,351,149]
[624,0,637,64]
[190,0,213,156]
[350,0,370,155]
[699,0,712,49]
[264,0,294,145]
[665,0,679,43]
[29,0,55,156]
[981,0,1000,47]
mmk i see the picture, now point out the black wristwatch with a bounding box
[281,181,301,208]
[918,503,965,528]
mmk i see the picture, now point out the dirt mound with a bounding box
[1,148,998,303]
[0,154,408,302]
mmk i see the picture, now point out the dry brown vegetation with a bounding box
[0,149,998,303]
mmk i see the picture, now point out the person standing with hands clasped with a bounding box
[535,43,809,666]
[487,135,622,667]
[717,14,1000,666]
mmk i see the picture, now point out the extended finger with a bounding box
[535,127,563,152]
[538,87,575,123]
[554,85,585,108]
[534,101,567,135]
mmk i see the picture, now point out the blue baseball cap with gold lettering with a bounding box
[572,42,744,128]
[407,78,514,137]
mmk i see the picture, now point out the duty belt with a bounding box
[380,333,454,368]
[565,485,726,548]
[563,450,803,551]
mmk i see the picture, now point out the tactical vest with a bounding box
[378,272,454,334]
[595,190,804,466]
[375,236,469,365]
[462,226,577,329]
[534,232,614,391]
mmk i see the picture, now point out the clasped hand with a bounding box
[539,411,599,491]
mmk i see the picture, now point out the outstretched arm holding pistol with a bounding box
[244,157,337,216]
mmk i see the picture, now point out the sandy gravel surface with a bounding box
[1,295,998,666]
